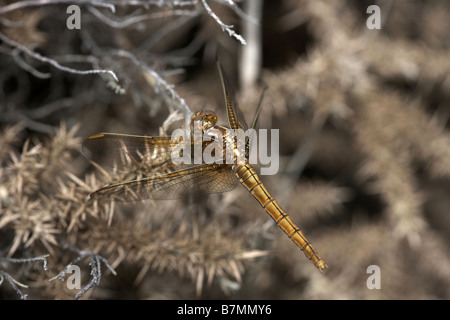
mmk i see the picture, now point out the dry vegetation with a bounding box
[1,0,450,299]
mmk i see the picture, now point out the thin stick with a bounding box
[49,243,116,300]
[0,32,119,82]
[0,0,115,15]
[200,0,247,45]
[113,49,193,123]
[88,6,198,29]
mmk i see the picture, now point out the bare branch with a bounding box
[0,254,50,300]
[0,0,115,15]
[0,271,28,299]
[49,243,116,300]
[12,48,51,79]
[200,0,247,45]
[137,14,198,52]
[0,112,58,133]
[1,254,50,271]
[0,32,119,82]
[95,0,198,8]
[218,0,258,24]
[88,5,199,29]
[113,49,193,123]
[49,53,126,94]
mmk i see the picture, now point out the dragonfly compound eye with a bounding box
[201,110,218,130]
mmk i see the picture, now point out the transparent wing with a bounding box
[82,133,192,174]
[217,62,248,131]
[90,164,238,202]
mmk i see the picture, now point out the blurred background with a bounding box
[1,0,450,299]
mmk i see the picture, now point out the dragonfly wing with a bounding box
[90,164,238,202]
[82,133,192,174]
[217,62,248,131]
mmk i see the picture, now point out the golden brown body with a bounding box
[234,163,326,271]
[83,62,327,272]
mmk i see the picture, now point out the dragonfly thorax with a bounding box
[200,123,247,166]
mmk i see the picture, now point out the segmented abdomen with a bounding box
[234,163,327,271]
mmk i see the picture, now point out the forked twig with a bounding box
[0,32,119,83]
[0,271,28,300]
[0,254,50,300]
[0,0,115,15]
[2,255,49,270]
[200,0,247,45]
[88,5,198,29]
[49,243,116,300]
[112,49,193,123]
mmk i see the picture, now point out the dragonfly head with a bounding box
[190,110,218,133]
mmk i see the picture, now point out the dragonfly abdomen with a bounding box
[234,164,327,272]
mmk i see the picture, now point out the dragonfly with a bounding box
[82,63,327,272]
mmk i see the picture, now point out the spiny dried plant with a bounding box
[0,1,269,299]
[2,0,450,300]
[0,121,269,299]
[243,0,450,299]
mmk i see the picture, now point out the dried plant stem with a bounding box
[0,271,28,299]
[113,49,193,121]
[1,254,50,271]
[0,254,50,300]
[12,48,51,79]
[49,243,116,300]
[200,0,247,45]
[0,0,115,15]
[88,6,199,29]
[0,32,119,83]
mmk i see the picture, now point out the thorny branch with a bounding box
[0,0,116,15]
[0,255,49,300]
[112,49,193,121]
[49,243,116,300]
[200,0,247,45]
[0,0,247,127]
[0,0,256,300]
[87,6,199,29]
[0,32,119,83]
[0,271,28,300]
